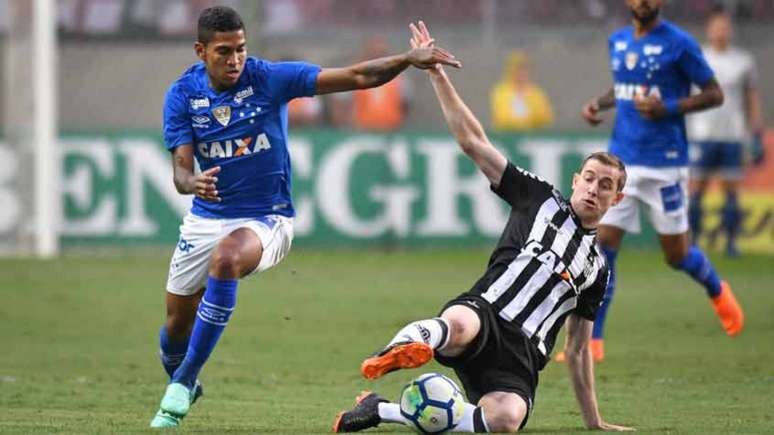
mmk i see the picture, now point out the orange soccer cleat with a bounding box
[360,341,434,380]
[553,338,605,363]
[711,281,744,336]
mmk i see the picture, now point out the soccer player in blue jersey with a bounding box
[557,0,744,363]
[150,6,461,428]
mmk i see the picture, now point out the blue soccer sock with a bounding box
[592,246,617,340]
[171,276,238,389]
[673,246,721,298]
[159,325,189,379]
[721,191,741,254]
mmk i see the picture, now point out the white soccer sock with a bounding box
[454,402,489,433]
[387,318,450,350]
[377,402,410,425]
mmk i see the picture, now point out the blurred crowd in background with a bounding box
[1,0,773,133]
[2,0,774,38]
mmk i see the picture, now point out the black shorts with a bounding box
[435,294,541,429]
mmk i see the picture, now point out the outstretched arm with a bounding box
[565,314,633,431]
[315,46,460,95]
[411,22,506,186]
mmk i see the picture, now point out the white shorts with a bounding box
[600,165,689,235]
[166,213,294,296]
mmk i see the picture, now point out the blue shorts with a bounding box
[689,141,743,180]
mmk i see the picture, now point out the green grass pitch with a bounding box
[1,249,772,433]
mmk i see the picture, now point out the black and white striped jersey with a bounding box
[468,162,609,364]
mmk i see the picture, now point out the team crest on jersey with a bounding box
[625,52,638,70]
[212,106,231,126]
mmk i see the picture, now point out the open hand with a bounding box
[589,421,636,432]
[406,21,460,70]
[193,166,221,202]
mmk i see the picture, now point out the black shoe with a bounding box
[332,391,386,432]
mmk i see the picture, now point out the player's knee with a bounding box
[479,392,528,433]
[209,247,242,278]
[446,317,470,349]
[441,306,480,349]
[481,404,525,433]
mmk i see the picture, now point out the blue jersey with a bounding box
[608,20,714,167]
[163,57,321,218]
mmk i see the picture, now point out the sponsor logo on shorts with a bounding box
[177,238,195,253]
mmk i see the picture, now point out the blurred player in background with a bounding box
[151,6,460,428]
[334,22,633,433]
[559,0,744,363]
[687,5,765,257]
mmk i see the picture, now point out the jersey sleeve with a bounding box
[490,162,554,208]
[676,35,715,86]
[162,85,193,151]
[575,265,608,321]
[265,61,322,103]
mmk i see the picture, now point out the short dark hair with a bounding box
[710,3,728,16]
[197,6,245,44]
[579,151,627,192]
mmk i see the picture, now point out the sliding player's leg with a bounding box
[360,302,480,380]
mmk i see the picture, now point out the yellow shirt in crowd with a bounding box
[490,82,554,131]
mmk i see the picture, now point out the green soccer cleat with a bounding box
[160,382,192,416]
[150,410,181,428]
[149,380,204,428]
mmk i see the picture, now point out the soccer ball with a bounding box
[399,373,465,434]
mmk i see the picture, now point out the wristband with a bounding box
[663,99,680,116]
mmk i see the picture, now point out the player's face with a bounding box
[707,15,732,48]
[626,0,662,25]
[570,160,624,227]
[195,30,247,91]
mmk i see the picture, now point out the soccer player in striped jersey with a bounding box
[687,5,765,256]
[150,7,461,428]
[334,22,633,433]
[561,0,744,364]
